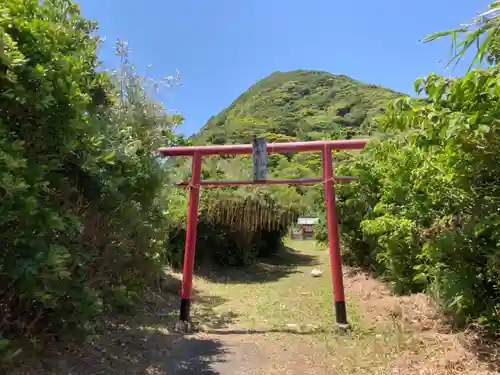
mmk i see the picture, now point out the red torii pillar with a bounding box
[158,139,368,328]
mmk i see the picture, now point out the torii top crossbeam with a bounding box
[158,139,368,157]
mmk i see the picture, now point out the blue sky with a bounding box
[79,0,492,136]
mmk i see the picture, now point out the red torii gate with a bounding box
[158,139,368,329]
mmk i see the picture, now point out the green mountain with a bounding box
[167,71,405,267]
[194,70,403,145]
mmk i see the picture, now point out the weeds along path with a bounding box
[11,240,500,375]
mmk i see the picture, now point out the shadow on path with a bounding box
[48,325,229,375]
[10,291,236,375]
[200,328,328,336]
[200,245,319,284]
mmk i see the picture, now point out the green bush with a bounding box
[315,154,380,272]
[0,0,183,360]
[317,66,500,328]
[360,215,422,294]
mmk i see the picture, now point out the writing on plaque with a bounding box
[252,136,268,181]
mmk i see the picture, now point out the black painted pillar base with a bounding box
[335,301,349,329]
[174,298,191,333]
[180,298,191,322]
[174,299,192,333]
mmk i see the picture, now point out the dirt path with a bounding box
[11,241,500,374]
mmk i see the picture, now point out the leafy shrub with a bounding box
[317,65,500,328]
[0,0,183,360]
[315,153,380,272]
[360,216,422,294]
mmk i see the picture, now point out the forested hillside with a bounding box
[166,71,401,269]
[195,70,401,145]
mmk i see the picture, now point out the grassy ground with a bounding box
[9,240,500,374]
[191,240,499,374]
